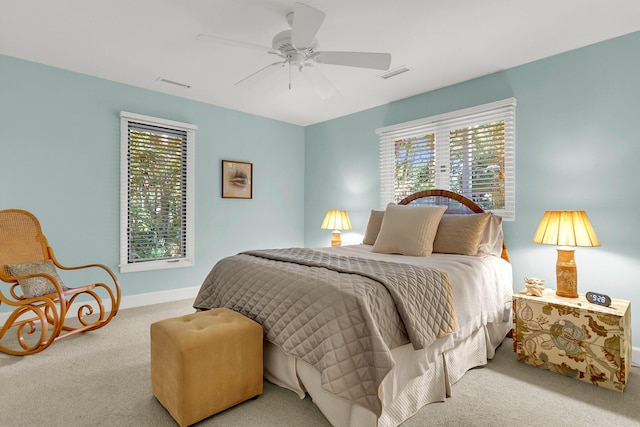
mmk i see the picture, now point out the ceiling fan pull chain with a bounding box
[288,61,292,90]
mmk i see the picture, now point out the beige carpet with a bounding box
[1,299,638,427]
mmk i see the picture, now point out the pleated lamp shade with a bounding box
[320,210,352,231]
[532,211,600,247]
[321,210,352,247]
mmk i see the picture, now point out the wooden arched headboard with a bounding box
[398,189,510,262]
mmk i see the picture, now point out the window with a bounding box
[376,98,516,220]
[119,112,197,273]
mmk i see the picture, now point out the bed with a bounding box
[194,190,513,426]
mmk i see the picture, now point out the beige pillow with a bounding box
[433,213,490,256]
[372,204,447,256]
[362,210,385,245]
[6,260,66,298]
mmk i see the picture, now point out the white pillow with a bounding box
[372,204,447,256]
[477,214,504,257]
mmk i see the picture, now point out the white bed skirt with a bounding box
[263,320,512,427]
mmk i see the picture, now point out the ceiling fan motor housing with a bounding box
[272,30,318,65]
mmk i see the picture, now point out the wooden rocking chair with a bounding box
[0,209,121,355]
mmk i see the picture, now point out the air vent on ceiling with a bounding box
[157,77,191,89]
[378,66,411,80]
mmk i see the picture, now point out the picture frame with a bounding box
[221,160,253,199]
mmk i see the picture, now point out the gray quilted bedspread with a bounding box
[193,248,458,415]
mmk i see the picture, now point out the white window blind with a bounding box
[119,112,197,273]
[376,98,516,220]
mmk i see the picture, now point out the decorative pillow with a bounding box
[477,214,504,257]
[433,213,490,256]
[362,210,385,245]
[372,204,447,256]
[6,260,66,298]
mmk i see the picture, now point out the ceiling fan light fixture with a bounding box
[299,63,339,99]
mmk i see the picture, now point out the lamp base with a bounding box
[555,248,578,298]
[330,231,342,247]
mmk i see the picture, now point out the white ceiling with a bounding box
[2,1,639,126]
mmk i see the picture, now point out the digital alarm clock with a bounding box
[585,291,611,307]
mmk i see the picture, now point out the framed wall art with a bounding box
[221,160,253,199]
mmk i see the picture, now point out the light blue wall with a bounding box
[0,54,305,301]
[2,32,639,347]
[305,32,640,346]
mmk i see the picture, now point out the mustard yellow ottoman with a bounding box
[150,308,263,427]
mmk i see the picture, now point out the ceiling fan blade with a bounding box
[235,61,286,86]
[197,33,273,53]
[299,64,339,99]
[313,51,392,71]
[291,2,325,49]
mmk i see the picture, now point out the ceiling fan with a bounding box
[198,2,392,99]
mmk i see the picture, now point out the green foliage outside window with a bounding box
[449,121,505,211]
[128,129,186,262]
[394,134,436,201]
[394,121,505,210]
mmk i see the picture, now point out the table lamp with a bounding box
[320,210,352,246]
[532,210,600,298]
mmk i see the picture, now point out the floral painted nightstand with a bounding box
[512,288,631,391]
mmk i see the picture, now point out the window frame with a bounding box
[119,111,197,273]
[376,98,516,220]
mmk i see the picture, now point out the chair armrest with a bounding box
[47,247,122,310]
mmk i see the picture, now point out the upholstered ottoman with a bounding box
[150,308,263,427]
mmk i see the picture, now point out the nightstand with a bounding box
[512,288,631,391]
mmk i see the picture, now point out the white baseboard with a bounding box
[0,286,200,325]
[117,286,200,311]
[633,347,640,368]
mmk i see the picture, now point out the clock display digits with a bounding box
[586,291,611,307]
